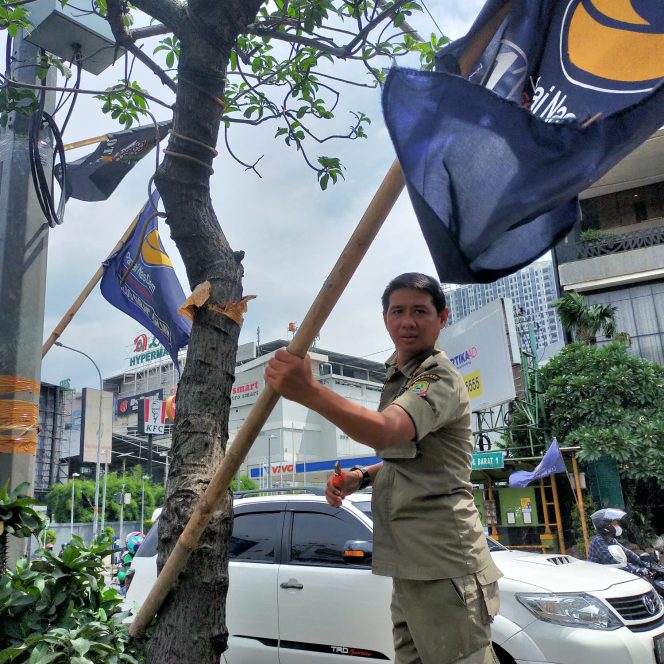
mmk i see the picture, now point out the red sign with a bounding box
[271,464,294,474]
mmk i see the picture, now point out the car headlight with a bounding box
[516,593,622,630]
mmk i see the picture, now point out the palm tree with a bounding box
[552,292,617,345]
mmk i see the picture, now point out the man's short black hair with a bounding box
[381,273,446,313]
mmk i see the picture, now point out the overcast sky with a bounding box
[39,0,487,390]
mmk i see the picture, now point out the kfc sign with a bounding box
[139,398,166,435]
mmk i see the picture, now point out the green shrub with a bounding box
[0,534,149,663]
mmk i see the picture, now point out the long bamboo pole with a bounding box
[41,210,142,357]
[572,455,589,557]
[129,1,513,637]
[63,133,108,152]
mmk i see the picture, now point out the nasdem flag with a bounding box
[100,192,191,367]
[56,121,171,202]
[382,0,664,283]
[508,439,567,488]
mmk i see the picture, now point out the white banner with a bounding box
[440,298,518,411]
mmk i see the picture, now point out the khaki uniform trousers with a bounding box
[391,575,500,664]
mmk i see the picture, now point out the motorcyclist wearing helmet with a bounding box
[117,531,144,594]
[588,508,650,576]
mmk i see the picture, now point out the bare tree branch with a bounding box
[246,26,349,58]
[130,23,171,41]
[128,0,188,37]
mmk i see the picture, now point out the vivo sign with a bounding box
[271,464,294,474]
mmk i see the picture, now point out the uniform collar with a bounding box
[385,341,442,380]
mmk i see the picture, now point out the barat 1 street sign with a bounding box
[139,398,166,435]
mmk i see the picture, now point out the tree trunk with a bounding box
[144,2,263,661]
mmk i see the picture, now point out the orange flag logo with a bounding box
[562,0,664,92]
[141,229,173,268]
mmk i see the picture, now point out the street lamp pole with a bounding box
[268,435,276,490]
[100,450,109,533]
[55,342,104,541]
[70,473,80,541]
[140,475,149,533]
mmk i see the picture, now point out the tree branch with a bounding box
[246,26,348,58]
[130,23,171,41]
[106,0,177,93]
[128,0,188,37]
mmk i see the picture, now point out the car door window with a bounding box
[289,511,372,567]
[230,512,280,562]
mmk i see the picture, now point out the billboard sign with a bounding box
[116,388,163,416]
[231,378,261,406]
[79,388,113,464]
[440,298,518,411]
[139,398,166,435]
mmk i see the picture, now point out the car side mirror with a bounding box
[343,540,372,565]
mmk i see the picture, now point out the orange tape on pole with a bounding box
[0,376,40,454]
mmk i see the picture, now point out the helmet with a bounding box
[126,533,144,556]
[125,531,143,547]
[591,508,626,536]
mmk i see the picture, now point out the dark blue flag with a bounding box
[100,192,191,367]
[382,0,664,283]
[56,121,171,202]
[508,439,567,488]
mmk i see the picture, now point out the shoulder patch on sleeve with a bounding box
[408,379,431,397]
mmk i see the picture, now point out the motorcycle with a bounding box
[639,551,664,599]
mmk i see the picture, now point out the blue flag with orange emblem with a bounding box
[382,0,664,283]
[508,439,567,488]
[100,191,191,367]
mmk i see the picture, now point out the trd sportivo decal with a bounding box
[234,636,390,658]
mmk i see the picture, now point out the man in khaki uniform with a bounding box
[266,272,502,664]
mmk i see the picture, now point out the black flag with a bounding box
[56,121,171,202]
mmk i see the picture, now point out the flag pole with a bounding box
[63,133,109,151]
[41,210,142,357]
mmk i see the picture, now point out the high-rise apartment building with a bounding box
[444,261,564,351]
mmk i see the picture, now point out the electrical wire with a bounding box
[28,80,67,227]
[59,58,82,135]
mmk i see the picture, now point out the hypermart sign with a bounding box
[472,451,505,471]
[129,332,168,367]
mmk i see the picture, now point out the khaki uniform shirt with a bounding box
[371,346,502,583]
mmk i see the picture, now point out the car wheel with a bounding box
[493,644,516,664]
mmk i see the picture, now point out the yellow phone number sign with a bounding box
[464,370,484,399]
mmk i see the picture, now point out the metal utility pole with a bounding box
[0,33,55,567]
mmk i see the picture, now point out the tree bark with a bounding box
[140,1,264,661]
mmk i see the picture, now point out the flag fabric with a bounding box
[56,121,171,201]
[382,0,664,284]
[508,439,567,488]
[100,191,191,367]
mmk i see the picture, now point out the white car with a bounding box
[126,491,664,664]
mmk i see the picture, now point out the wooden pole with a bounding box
[63,133,108,152]
[129,159,405,636]
[539,479,551,534]
[550,474,566,554]
[41,210,142,357]
[572,455,589,557]
[128,1,514,637]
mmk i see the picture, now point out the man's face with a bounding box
[383,288,448,364]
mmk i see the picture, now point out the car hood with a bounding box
[491,550,649,593]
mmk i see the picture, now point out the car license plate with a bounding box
[655,633,664,664]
